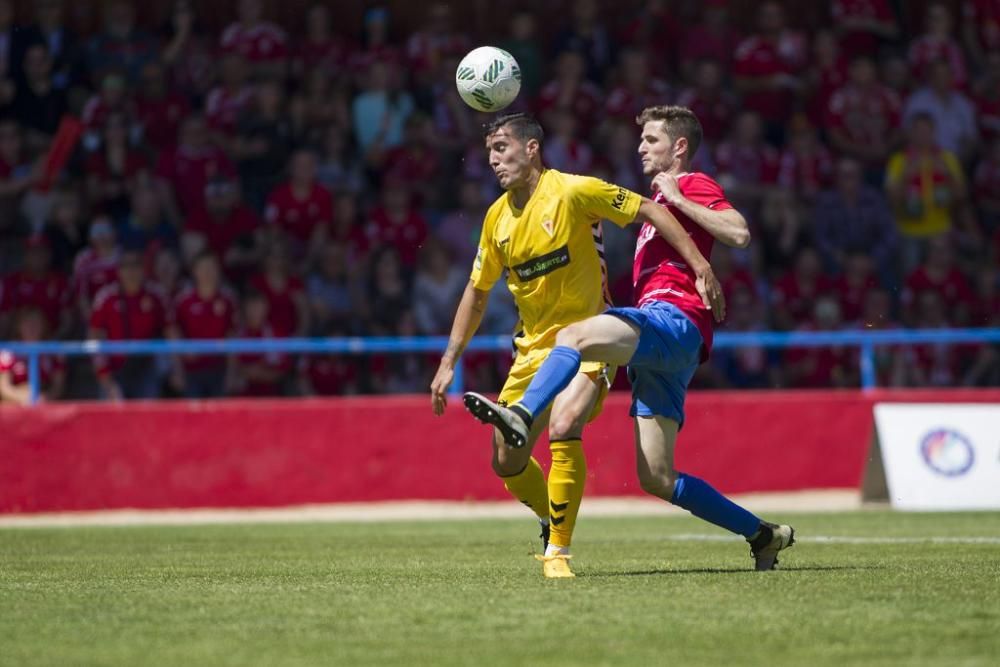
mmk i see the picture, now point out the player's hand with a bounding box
[651,172,683,205]
[430,360,455,416]
[694,264,726,323]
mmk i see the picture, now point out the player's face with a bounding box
[486,128,535,190]
[638,121,679,175]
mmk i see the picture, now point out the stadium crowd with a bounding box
[0,0,999,402]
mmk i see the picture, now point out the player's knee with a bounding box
[555,323,585,351]
[638,469,678,501]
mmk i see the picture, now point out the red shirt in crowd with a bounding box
[973,157,1000,205]
[831,0,897,58]
[733,34,807,122]
[294,36,352,74]
[835,273,878,323]
[964,0,1000,53]
[155,145,236,214]
[778,144,835,197]
[908,35,967,88]
[265,182,334,244]
[185,205,260,258]
[771,271,836,326]
[0,349,64,388]
[135,92,191,151]
[204,86,254,135]
[300,355,358,395]
[826,83,902,151]
[235,324,291,396]
[633,173,732,360]
[73,248,120,306]
[675,89,735,145]
[0,271,69,330]
[365,206,429,268]
[89,282,169,374]
[903,266,976,321]
[975,94,1000,143]
[248,273,305,337]
[172,286,238,370]
[534,79,604,129]
[714,141,781,185]
[80,95,133,133]
[604,79,672,121]
[220,21,289,63]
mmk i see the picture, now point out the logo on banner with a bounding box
[920,429,975,477]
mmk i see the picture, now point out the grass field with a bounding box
[2,511,999,666]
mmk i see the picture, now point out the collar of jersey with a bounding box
[508,168,549,215]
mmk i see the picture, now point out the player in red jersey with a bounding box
[467,106,794,571]
[168,252,238,398]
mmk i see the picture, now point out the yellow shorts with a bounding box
[497,348,615,424]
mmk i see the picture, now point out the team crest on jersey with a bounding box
[541,219,555,237]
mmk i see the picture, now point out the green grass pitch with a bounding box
[2,511,999,666]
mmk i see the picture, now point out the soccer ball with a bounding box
[455,46,521,112]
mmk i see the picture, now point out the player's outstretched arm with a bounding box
[635,197,726,322]
[430,281,490,415]
[652,173,751,248]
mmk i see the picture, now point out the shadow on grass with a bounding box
[584,565,881,577]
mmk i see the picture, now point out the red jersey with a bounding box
[604,79,672,121]
[265,182,334,244]
[300,354,358,396]
[235,324,291,396]
[172,286,238,370]
[73,248,120,306]
[633,173,732,360]
[155,145,236,214]
[135,92,191,151]
[89,282,169,374]
[714,141,780,185]
[84,150,150,187]
[0,271,69,329]
[679,25,739,69]
[908,36,967,88]
[806,59,849,124]
[204,86,254,135]
[826,83,901,148]
[80,95,132,132]
[778,144,835,197]
[733,34,807,121]
[771,272,836,326]
[184,205,260,257]
[220,22,288,63]
[963,0,1000,52]
[294,37,351,73]
[831,0,896,57]
[834,273,878,323]
[0,349,64,388]
[903,267,975,317]
[249,273,304,337]
[365,206,429,267]
[534,79,604,129]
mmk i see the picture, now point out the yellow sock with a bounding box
[547,439,586,548]
[502,457,548,520]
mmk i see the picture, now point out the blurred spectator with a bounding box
[601,121,645,194]
[349,6,401,77]
[88,249,168,400]
[715,111,780,209]
[315,124,364,194]
[265,149,333,261]
[553,0,614,83]
[834,252,880,323]
[894,291,964,386]
[182,177,261,283]
[405,2,469,82]
[544,108,595,174]
[85,112,149,220]
[292,4,351,82]
[830,0,899,59]
[436,179,485,264]
[161,0,215,102]
[365,245,409,336]
[80,71,134,151]
[973,138,1000,231]
[961,0,1000,68]
[365,179,428,269]
[771,247,835,330]
[676,59,736,147]
[679,1,738,77]
[908,3,967,89]
[72,218,120,318]
[87,0,158,85]
[220,0,288,78]
[0,235,69,337]
[499,11,544,97]
[0,119,38,233]
[413,239,465,335]
[249,241,308,338]
[295,69,351,132]
[352,61,414,158]
[885,113,974,269]
[778,116,835,203]
[134,61,190,153]
[803,30,847,126]
[230,289,291,397]
[784,295,857,388]
[604,49,671,123]
[902,60,977,162]
[536,50,603,132]
[234,78,295,210]
[901,235,975,326]
[0,307,65,404]
[381,114,441,206]
[116,181,176,253]
[168,251,237,398]
[307,241,360,335]
[152,247,182,301]
[709,282,778,389]
[43,188,87,272]
[733,1,808,141]
[11,0,83,92]
[813,157,897,276]
[826,56,901,176]
[298,347,360,396]
[155,113,236,221]
[973,52,1000,144]
[328,192,370,262]
[205,53,253,140]
[11,43,68,151]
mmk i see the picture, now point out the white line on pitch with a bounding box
[666,533,1000,545]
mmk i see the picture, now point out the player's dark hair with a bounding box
[636,105,703,159]
[484,112,544,149]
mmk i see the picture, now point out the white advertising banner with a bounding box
[873,403,1000,511]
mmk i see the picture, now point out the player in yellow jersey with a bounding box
[430,113,723,578]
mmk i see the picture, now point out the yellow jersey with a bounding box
[470,169,642,355]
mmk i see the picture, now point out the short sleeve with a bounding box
[469,213,503,291]
[684,174,733,211]
[571,176,642,228]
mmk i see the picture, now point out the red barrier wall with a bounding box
[3,390,999,513]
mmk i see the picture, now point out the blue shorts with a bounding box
[605,300,703,427]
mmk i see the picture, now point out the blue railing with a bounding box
[5,328,1000,404]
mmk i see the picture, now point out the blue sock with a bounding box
[670,472,761,538]
[516,346,581,419]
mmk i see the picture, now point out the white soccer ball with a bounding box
[455,46,522,112]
